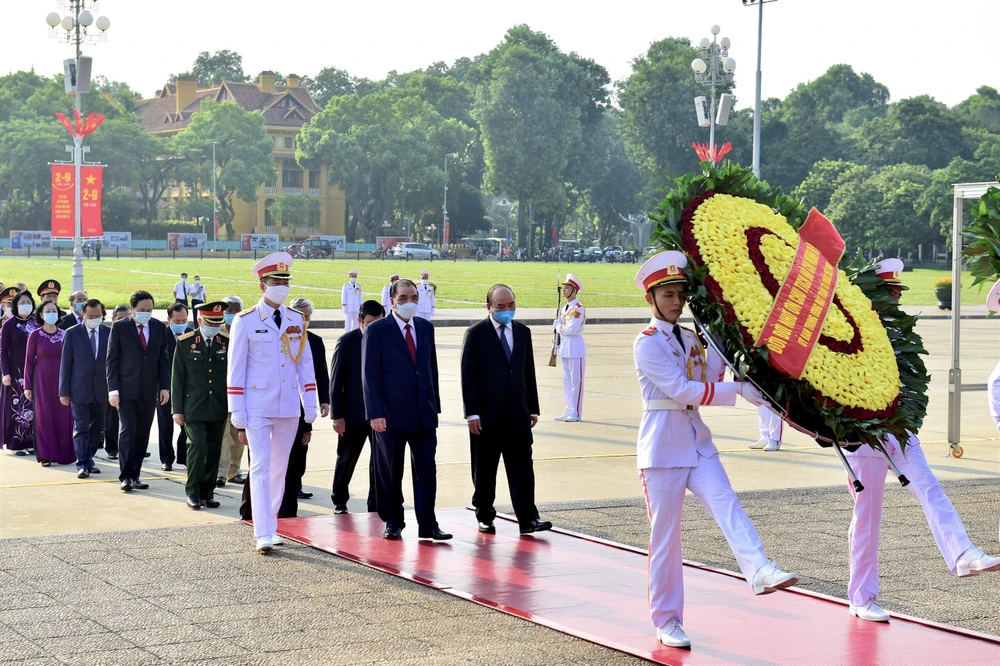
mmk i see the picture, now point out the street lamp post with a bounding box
[442,152,457,249]
[691,25,736,162]
[743,0,777,179]
[212,141,219,244]
[45,1,110,292]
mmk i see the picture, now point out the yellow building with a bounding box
[135,71,344,238]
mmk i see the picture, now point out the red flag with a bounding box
[51,165,75,237]
[80,166,104,237]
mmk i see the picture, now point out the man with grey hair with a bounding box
[59,290,88,329]
[217,295,247,486]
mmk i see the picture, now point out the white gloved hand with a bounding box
[304,406,317,424]
[231,410,248,429]
[738,382,767,407]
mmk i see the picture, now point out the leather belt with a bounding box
[644,399,697,412]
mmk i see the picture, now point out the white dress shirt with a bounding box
[392,311,417,348]
[466,314,536,422]
[173,280,189,300]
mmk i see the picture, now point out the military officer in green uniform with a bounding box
[172,301,230,510]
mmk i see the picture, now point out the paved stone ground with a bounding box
[537,478,1000,637]
[3,480,998,665]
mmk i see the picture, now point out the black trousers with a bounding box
[332,423,377,511]
[374,427,438,530]
[471,427,539,528]
[117,398,156,481]
[157,401,187,465]
[103,401,119,456]
[184,419,226,500]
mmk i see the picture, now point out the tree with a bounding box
[173,50,250,86]
[792,159,870,214]
[270,193,313,228]
[172,100,276,240]
[304,66,357,107]
[0,118,65,229]
[582,110,643,245]
[953,86,1000,135]
[852,95,971,170]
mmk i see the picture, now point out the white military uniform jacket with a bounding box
[555,298,586,358]
[381,283,393,311]
[341,282,363,313]
[417,282,435,318]
[226,298,318,419]
[989,360,1000,431]
[634,318,737,469]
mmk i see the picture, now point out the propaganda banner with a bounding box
[51,164,75,237]
[444,217,451,246]
[80,166,104,237]
[10,231,53,250]
[241,234,279,252]
[755,209,846,378]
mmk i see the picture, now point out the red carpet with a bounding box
[277,508,1000,665]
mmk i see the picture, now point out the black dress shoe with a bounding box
[478,521,496,534]
[297,490,313,499]
[333,505,349,515]
[203,498,220,508]
[132,479,149,490]
[15,451,27,456]
[120,479,133,492]
[186,496,201,510]
[229,474,247,484]
[383,526,402,540]
[77,469,90,479]
[87,467,101,474]
[520,519,553,535]
[161,463,172,472]
[107,453,118,461]
[216,477,226,488]
[418,526,453,541]
[144,452,151,458]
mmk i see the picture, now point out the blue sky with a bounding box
[6,0,996,108]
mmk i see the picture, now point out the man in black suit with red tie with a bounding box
[106,290,171,491]
[461,284,551,536]
[362,279,450,541]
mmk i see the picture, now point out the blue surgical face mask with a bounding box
[202,325,221,339]
[133,311,152,325]
[75,301,85,313]
[395,302,418,320]
[171,323,188,334]
[43,312,59,325]
[493,309,515,325]
[224,313,236,326]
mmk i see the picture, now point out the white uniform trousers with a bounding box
[560,357,585,419]
[247,416,301,538]
[640,455,769,628]
[846,441,973,606]
[344,312,359,333]
[757,405,783,442]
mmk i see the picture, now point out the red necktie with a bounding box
[404,324,417,364]
[138,324,147,350]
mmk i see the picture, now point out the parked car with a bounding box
[392,242,441,261]
[643,246,659,256]
[284,239,333,259]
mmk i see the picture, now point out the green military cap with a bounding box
[1,287,19,303]
[37,280,61,297]
[195,301,228,323]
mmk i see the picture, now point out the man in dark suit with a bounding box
[330,299,383,513]
[58,298,110,478]
[461,284,552,536]
[58,291,88,330]
[157,303,193,471]
[362,279,450,541]
[107,290,171,492]
[102,305,131,461]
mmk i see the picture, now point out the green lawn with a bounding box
[0,257,990,310]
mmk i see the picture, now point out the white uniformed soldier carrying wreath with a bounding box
[227,252,318,554]
[632,250,798,649]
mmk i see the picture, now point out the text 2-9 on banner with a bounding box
[50,165,104,238]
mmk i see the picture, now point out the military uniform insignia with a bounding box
[641,326,658,336]
[178,331,196,341]
[238,306,257,317]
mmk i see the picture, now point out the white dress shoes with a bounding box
[747,438,768,449]
[763,440,782,452]
[554,413,569,422]
[256,536,273,554]
[271,534,285,546]
[849,599,890,622]
[564,416,580,422]
[956,547,1000,577]
[751,562,799,595]
[656,619,691,648]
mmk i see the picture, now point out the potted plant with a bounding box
[934,277,952,310]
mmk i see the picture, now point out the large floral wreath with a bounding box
[650,163,929,445]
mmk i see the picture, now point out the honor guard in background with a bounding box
[633,251,798,649]
[341,270,363,333]
[416,269,435,320]
[749,406,783,451]
[844,259,1000,623]
[172,302,229,510]
[381,273,399,312]
[227,252,318,554]
[553,274,586,422]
